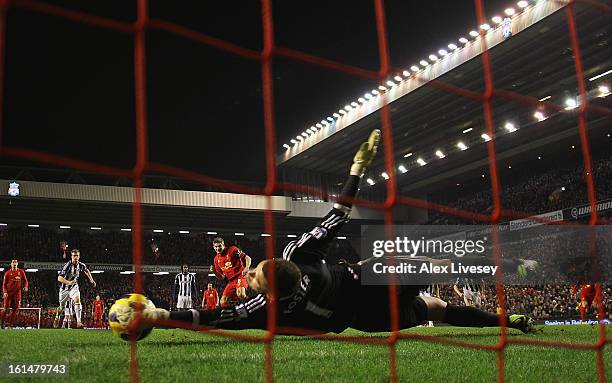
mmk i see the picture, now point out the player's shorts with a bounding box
[204,305,217,311]
[351,285,428,332]
[3,292,21,310]
[58,286,80,306]
[176,295,193,309]
[222,277,248,301]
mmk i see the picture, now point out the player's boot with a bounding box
[508,314,537,333]
[76,322,84,329]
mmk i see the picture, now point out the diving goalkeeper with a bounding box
[131,129,536,334]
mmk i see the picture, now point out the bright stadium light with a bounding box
[492,16,502,24]
[337,236,347,240]
[290,139,297,144]
[561,186,566,191]
[381,172,389,180]
[91,227,102,230]
[420,60,429,66]
[448,43,458,50]
[287,234,297,238]
[386,80,395,87]
[306,128,314,134]
[25,269,39,273]
[505,122,517,132]
[411,65,420,72]
[589,69,612,81]
[517,1,529,8]
[28,224,40,228]
[505,7,516,16]
[153,272,169,275]
[458,37,469,44]
[333,112,341,118]
[534,111,546,121]
[283,144,290,149]
[402,70,410,77]
[261,233,271,237]
[538,156,542,160]
[417,158,427,166]
[358,97,366,103]
[344,105,352,111]
[320,120,328,125]
[339,109,347,115]
[378,85,387,91]
[398,165,407,173]
[394,75,402,82]
[428,54,438,61]
[207,231,217,235]
[366,178,375,185]
[462,127,473,133]
[481,133,492,142]
[457,142,468,151]
[435,150,445,159]
[179,230,190,234]
[538,95,551,102]
[296,136,304,141]
[438,49,448,56]
[364,93,373,100]
[326,117,334,122]
[598,85,610,97]
[469,30,479,37]
[301,132,308,137]
[91,270,104,274]
[404,152,413,158]
[59,225,71,229]
[120,271,135,275]
[565,98,578,110]
[121,228,132,232]
[350,102,358,107]
[0,223,6,226]
[371,89,380,95]
[153,229,164,233]
[480,24,491,31]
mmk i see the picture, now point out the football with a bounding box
[108,293,155,341]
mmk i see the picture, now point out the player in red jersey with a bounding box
[92,295,105,328]
[571,283,603,322]
[202,283,219,310]
[211,237,251,307]
[1,259,29,329]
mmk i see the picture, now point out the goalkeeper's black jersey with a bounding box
[209,205,361,333]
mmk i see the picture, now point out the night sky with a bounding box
[2,0,512,184]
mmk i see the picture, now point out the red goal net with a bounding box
[0,1,609,382]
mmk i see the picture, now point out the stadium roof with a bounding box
[277,0,612,194]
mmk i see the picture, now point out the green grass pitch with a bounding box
[0,326,609,382]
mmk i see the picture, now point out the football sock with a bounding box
[74,303,82,323]
[443,304,506,327]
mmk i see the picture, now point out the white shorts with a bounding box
[59,286,81,306]
[463,288,481,307]
[176,296,192,309]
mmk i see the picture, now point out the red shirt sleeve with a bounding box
[2,271,7,294]
[20,269,28,290]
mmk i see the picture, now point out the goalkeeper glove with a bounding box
[350,129,381,176]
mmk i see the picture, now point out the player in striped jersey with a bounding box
[53,249,96,328]
[126,130,537,335]
[62,300,74,329]
[453,278,483,308]
[174,264,198,310]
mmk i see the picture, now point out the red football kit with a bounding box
[203,289,219,310]
[93,300,104,319]
[214,246,248,304]
[2,268,29,326]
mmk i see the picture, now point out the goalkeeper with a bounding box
[133,129,536,334]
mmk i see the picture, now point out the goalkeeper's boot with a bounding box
[509,314,537,333]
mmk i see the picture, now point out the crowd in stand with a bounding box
[427,154,612,224]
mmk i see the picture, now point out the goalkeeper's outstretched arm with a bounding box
[282,129,381,264]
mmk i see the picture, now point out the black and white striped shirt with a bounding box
[174,273,197,298]
[58,261,89,291]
